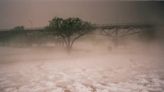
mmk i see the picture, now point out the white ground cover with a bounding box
[0,46,164,92]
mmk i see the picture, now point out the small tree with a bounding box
[12,26,25,31]
[100,24,153,46]
[47,17,94,51]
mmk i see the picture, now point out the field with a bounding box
[0,40,164,92]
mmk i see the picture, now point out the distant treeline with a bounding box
[0,17,158,49]
[0,28,57,46]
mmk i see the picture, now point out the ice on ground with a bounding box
[0,46,164,92]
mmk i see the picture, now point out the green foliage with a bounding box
[12,26,25,31]
[47,17,94,50]
[48,17,93,37]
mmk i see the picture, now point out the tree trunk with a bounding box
[113,29,119,47]
[65,37,72,52]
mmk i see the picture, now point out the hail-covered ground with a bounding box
[0,41,164,92]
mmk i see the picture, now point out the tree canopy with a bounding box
[47,17,94,50]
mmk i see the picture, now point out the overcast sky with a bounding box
[0,0,164,29]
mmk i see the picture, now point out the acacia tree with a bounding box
[100,24,153,46]
[47,17,94,50]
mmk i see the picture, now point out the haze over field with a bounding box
[0,1,164,29]
[0,1,164,92]
[0,38,164,92]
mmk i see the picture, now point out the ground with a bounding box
[0,42,164,92]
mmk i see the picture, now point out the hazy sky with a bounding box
[0,0,164,29]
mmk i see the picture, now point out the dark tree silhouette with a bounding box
[100,24,154,46]
[12,26,25,31]
[47,17,94,51]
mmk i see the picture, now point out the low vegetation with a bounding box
[0,17,157,50]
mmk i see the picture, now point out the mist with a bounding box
[0,1,164,29]
[0,27,164,91]
[0,1,164,92]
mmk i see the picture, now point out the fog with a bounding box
[0,29,164,91]
[0,1,164,29]
[0,1,164,92]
